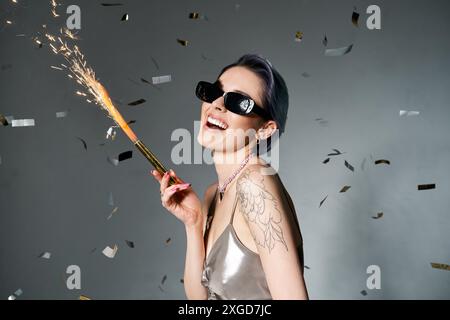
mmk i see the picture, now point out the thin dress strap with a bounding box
[203,189,218,243]
[229,191,239,226]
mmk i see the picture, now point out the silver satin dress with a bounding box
[201,189,304,300]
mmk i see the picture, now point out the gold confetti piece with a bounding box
[107,206,119,220]
[361,158,367,171]
[151,56,160,70]
[374,159,390,165]
[118,150,133,162]
[344,160,355,172]
[165,237,172,245]
[352,11,360,27]
[102,245,118,258]
[79,295,91,300]
[152,75,172,85]
[75,137,87,151]
[418,184,435,191]
[322,158,330,164]
[108,192,114,206]
[322,34,328,46]
[325,44,353,57]
[360,290,367,296]
[372,212,383,219]
[101,3,124,7]
[6,20,13,25]
[107,156,119,166]
[176,38,189,46]
[430,263,450,271]
[128,99,146,106]
[315,118,328,126]
[161,275,167,285]
[189,12,199,19]
[327,149,344,156]
[8,288,23,300]
[319,195,328,208]
[51,65,64,71]
[0,114,8,126]
[38,251,51,259]
[11,119,35,127]
[121,13,129,21]
[295,31,303,42]
[339,185,351,193]
[125,240,135,248]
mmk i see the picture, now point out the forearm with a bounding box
[183,222,208,300]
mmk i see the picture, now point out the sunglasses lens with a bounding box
[225,92,255,115]
[196,81,222,103]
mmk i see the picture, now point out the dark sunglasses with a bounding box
[195,81,271,120]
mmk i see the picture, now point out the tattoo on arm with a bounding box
[236,168,288,253]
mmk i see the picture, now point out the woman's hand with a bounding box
[151,169,203,227]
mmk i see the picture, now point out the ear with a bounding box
[257,120,278,140]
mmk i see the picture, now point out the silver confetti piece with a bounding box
[39,251,51,259]
[11,119,35,127]
[56,111,68,118]
[152,75,172,85]
[325,44,353,57]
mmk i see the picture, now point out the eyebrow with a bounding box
[216,80,251,98]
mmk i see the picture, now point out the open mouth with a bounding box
[205,116,228,130]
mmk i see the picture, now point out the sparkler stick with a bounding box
[47,30,179,185]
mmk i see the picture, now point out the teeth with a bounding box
[207,116,227,129]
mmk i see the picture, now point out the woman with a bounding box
[151,54,308,300]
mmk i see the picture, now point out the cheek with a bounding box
[200,103,208,119]
[228,114,259,131]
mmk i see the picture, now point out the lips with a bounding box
[205,114,228,130]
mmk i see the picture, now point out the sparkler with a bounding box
[45,28,179,185]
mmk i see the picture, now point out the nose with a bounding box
[211,96,226,112]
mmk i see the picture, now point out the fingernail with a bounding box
[151,170,156,175]
[170,169,175,175]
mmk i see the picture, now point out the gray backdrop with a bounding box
[1,0,449,299]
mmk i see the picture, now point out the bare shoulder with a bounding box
[235,164,290,253]
[236,163,281,195]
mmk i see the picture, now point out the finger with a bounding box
[161,183,190,204]
[169,169,185,184]
[151,170,163,182]
[160,171,171,194]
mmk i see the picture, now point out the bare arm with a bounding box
[183,183,217,299]
[151,170,213,300]
[236,166,309,300]
[183,221,207,299]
